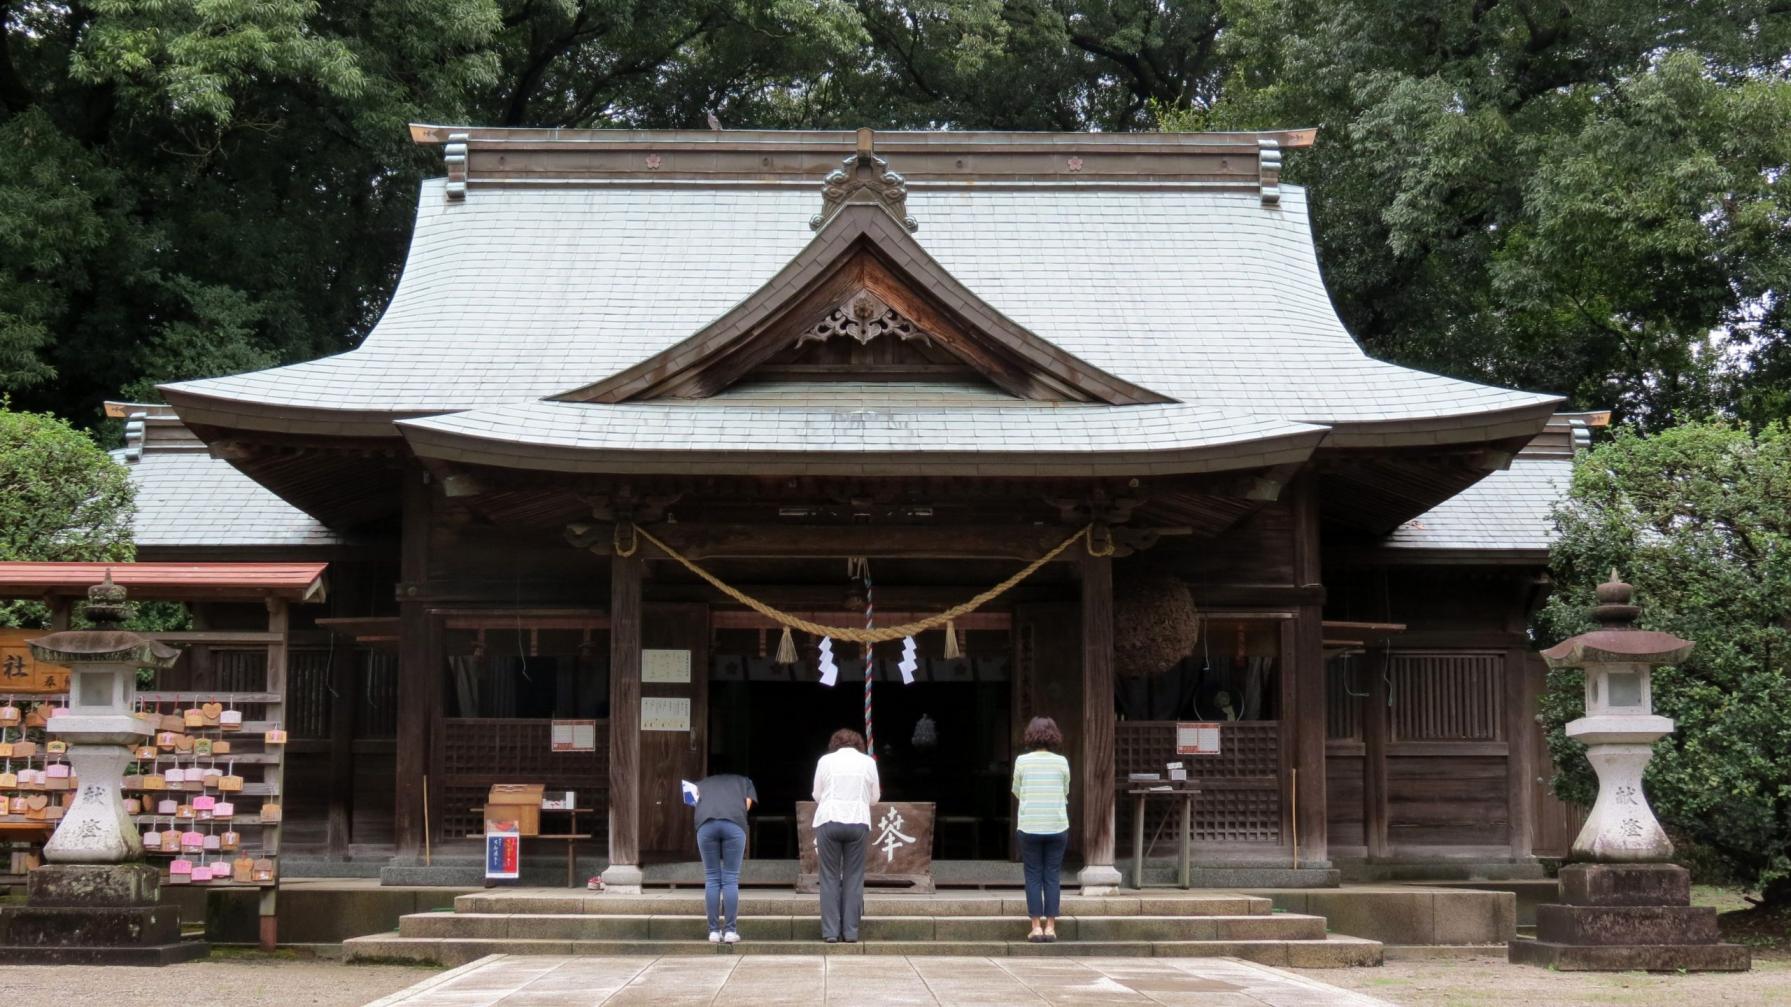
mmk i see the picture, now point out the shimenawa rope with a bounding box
[625,522,1097,644]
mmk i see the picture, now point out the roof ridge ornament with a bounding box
[810,128,918,233]
[444,132,469,202]
[1258,138,1282,207]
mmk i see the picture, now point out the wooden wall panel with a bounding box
[1387,755,1509,847]
[1326,755,1365,848]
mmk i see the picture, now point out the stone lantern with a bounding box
[31,574,178,863]
[0,573,204,964]
[1510,571,1748,971]
[1542,571,1687,862]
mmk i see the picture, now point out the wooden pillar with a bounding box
[261,598,289,951]
[1506,574,1539,860]
[602,549,644,892]
[393,471,435,858]
[1363,644,1391,860]
[1505,648,1537,859]
[1290,478,1329,867]
[47,598,70,631]
[1077,549,1121,893]
[325,628,356,858]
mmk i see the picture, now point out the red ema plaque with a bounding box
[1175,722,1222,756]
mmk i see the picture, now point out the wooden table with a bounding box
[470,806,592,887]
[1127,785,1200,890]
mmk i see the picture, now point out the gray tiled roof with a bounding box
[166,181,1556,430]
[123,450,343,548]
[1382,459,1571,552]
[398,398,1328,476]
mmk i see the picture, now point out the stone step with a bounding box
[343,933,1382,969]
[397,912,1327,943]
[450,891,1273,917]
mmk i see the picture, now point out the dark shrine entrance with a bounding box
[707,612,1015,862]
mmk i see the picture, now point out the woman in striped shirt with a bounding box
[1011,716,1071,942]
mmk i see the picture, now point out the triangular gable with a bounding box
[555,203,1172,405]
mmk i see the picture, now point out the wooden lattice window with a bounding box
[1389,651,1503,742]
[1115,721,1281,846]
[434,717,608,842]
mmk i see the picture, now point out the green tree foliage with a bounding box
[0,405,135,625]
[1538,422,1791,903]
[1184,1,1791,428]
[2,2,1787,426]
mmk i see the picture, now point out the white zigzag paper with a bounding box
[898,636,918,685]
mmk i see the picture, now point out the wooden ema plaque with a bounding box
[795,801,935,894]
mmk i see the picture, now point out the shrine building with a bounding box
[128,125,1592,888]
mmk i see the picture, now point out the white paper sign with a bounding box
[550,719,597,752]
[642,696,691,732]
[642,649,692,684]
[1175,722,1222,756]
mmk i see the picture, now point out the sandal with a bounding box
[1027,927,1045,943]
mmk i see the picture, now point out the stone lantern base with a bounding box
[1509,864,1749,971]
[0,864,207,965]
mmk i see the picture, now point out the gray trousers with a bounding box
[816,822,869,940]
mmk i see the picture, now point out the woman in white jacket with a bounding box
[811,728,880,943]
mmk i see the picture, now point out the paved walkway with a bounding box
[367,954,1393,1006]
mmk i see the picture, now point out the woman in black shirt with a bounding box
[692,760,757,944]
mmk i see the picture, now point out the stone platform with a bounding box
[367,953,1396,1006]
[0,864,207,966]
[344,889,1383,968]
[1508,864,1749,972]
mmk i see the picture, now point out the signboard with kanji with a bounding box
[0,629,68,694]
[795,800,935,893]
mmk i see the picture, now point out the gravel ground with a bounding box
[1296,953,1791,1006]
[0,956,432,1007]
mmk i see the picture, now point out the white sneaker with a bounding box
[723,930,741,944]
[708,930,722,943]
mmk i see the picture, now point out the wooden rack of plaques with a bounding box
[130,614,290,948]
[0,691,74,880]
[129,673,284,931]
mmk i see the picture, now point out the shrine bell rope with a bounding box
[618,522,1102,643]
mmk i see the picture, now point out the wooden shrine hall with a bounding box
[136,125,1591,889]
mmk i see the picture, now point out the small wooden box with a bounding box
[484,783,544,837]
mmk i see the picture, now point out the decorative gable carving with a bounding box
[811,129,918,233]
[556,202,1171,406]
[795,292,932,349]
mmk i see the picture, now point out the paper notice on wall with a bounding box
[1175,722,1222,756]
[642,649,692,683]
[642,696,691,732]
[550,719,597,752]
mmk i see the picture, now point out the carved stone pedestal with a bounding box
[1509,864,1749,972]
[0,864,208,965]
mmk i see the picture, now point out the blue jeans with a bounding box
[698,819,746,930]
[1018,830,1068,919]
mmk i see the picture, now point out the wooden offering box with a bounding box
[796,801,934,893]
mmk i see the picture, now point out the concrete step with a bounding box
[397,911,1327,943]
[343,933,1382,969]
[450,891,1273,917]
